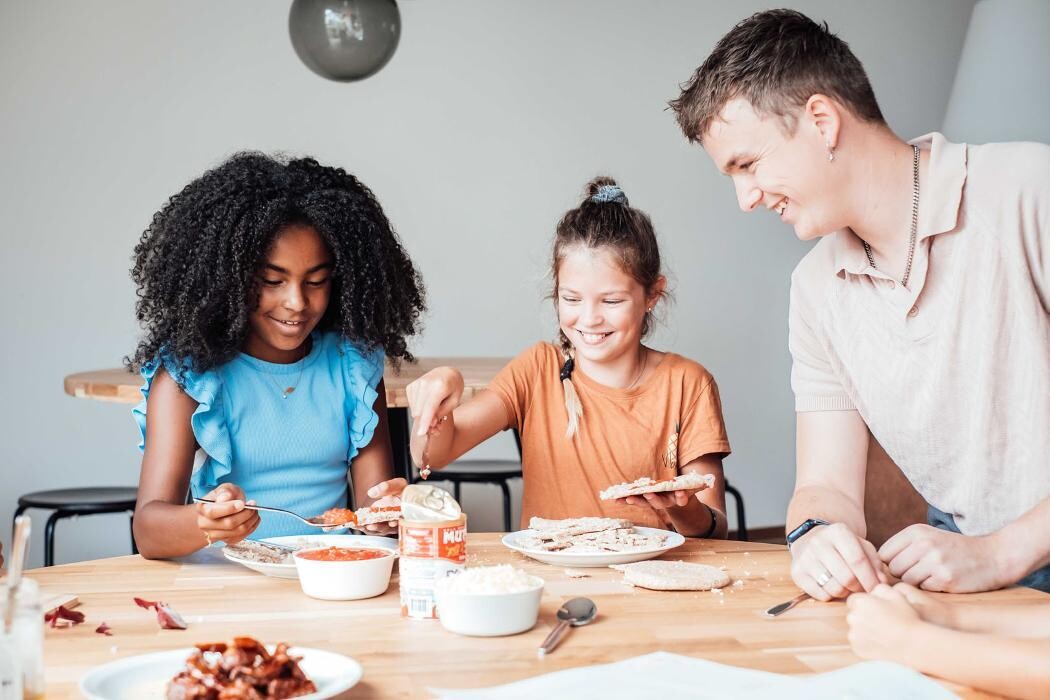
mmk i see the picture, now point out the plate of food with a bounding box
[223,533,398,579]
[80,636,361,700]
[501,517,684,567]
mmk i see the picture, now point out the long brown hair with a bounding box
[552,176,665,438]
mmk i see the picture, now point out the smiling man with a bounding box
[670,9,1050,596]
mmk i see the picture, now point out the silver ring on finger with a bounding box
[815,570,832,587]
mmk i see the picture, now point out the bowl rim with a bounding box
[293,544,399,561]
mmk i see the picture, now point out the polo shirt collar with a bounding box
[832,132,968,279]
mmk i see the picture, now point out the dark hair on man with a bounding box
[669,9,885,143]
[551,176,666,438]
[127,152,426,375]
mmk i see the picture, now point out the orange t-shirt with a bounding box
[488,342,731,530]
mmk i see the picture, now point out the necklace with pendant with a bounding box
[262,345,308,399]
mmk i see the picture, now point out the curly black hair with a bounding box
[127,152,426,375]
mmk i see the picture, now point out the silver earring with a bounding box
[826,144,835,162]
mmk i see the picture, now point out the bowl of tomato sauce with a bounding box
[294,545,397,600]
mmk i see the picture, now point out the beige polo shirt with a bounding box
[789,132,1050,536]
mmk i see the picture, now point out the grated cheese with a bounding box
[436,565,537,594]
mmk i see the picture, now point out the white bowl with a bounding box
[293,546,397,600]
[434,575,544,637]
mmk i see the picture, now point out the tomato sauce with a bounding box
[297,546,390,561]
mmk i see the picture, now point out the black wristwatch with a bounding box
[786,518,829,549]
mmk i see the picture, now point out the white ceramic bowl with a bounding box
[293,546,397,601]
[434,574,544,637]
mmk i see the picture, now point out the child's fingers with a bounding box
[367,478,407,500]
[197,499,246,520]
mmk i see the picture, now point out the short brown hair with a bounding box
[669,9,885,144]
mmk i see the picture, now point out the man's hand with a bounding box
[878,524,1010,592]
[790,522,887,601]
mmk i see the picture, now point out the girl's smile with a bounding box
[245,224,333,363]
[557,245,665,387]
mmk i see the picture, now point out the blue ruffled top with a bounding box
[133,332,384,539]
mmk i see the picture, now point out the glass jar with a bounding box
[0,578,43,700]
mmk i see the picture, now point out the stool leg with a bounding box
[44,510,66,567]
[453,480,462,504]
[726,483,748,542]
[498,479,512,532]
[129,513,139,555]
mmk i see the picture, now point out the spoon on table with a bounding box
[193,498,365,533]
[765,592,811,617]
[537,597,598,656]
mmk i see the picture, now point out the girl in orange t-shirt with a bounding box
[407,177,731,536]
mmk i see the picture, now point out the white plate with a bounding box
[501,526,685,567]
[222,534,398,579]
[79,646,362,700]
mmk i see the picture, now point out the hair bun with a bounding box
[590,183,627,205]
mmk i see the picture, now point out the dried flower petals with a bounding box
[44,605,85,628]
[95,621,113,636]
[133,596,188,630]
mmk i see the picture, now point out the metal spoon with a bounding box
[193,498,364,532]
[765,592,811,617]
[4,515,31,633]
[537,597,597,656]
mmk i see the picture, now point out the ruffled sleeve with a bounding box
[132,356,234,492]
[339,340,386,463]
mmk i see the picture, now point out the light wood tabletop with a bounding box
[26,533,1036,698]
[63,358,511,408]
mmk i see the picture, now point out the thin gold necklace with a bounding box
[624,347,648,390]
[262,343,309,399]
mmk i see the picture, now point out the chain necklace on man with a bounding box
[863,144,920,288]
[263,342,308,399]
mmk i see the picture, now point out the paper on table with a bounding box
[430,651,958,700]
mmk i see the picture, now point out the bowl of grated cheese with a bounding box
[434,565,544,637]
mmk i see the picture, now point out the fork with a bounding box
[193,498,362,532]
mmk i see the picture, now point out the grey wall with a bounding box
[0,1,975,568]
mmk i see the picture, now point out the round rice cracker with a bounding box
[611,560,730,591]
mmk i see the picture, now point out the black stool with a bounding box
[725,480,748,541]
[13,487,138,566]
[428,460,522,532]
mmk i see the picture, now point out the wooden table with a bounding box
[27,534,1036,698]
[63,358,513,482]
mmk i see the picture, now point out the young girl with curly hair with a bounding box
[407,177,731,537]
[128,152,425,558]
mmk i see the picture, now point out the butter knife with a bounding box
[765,592,810,617]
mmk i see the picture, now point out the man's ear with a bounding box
[805,94,842,149]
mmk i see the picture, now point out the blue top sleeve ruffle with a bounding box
[133,357,234,491]
[340,340,386,463]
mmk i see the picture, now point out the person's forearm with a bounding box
[133,500,207,559]
[786,483,867,538]
[667,499,726,539]
[906,624,1050,700]
[946,601,1050,638]
[991,497,1050,585]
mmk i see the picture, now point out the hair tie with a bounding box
[590,184,626,204]
[559,356,575,381]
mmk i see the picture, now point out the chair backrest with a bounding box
[863,435,927,548]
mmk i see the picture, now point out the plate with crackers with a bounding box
[501,517,684,567]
